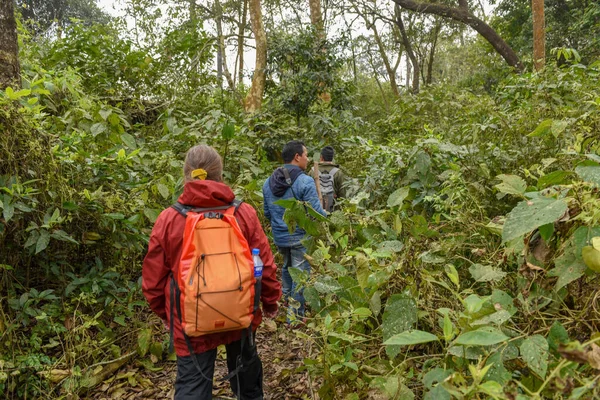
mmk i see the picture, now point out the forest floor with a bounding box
[89,315,317,400]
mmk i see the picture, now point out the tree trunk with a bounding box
[244,0,267,112]
[426,20,441,84]
[362,16,400,96]
[308,0,324,40]
[395,7,420,94]
[392,0,523,72]
[237,0,248,86]
[214,0,235,90]
[0,0,20,90]
[532,0,545,71]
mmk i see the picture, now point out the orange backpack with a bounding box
[170,200,259,340]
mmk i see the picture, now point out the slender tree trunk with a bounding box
[244,0,267,112]
[308,0,325,40]
[427,20,441,84]
[0,0,20,90]
[375,28,400,96]
[395,7,420,93]
[405,54,411,89]
[392,0,523,71]
[214,0,235,90]
[532,0,545,70]
[237,0,248,86]
[189,0,197,22]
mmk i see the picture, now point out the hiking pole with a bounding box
[314,160,323,209]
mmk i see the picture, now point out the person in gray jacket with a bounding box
[262,140,326,325]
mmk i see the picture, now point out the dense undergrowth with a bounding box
[1,17,600,400]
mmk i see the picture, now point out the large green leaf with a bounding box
[548,226,600,290]
[494,174,526,196]
[575,165,600,186]
[502,197,568,242]
[387,186,410,208]
[468,264,507,283]
[35,229,51,254]
[454,327,508,346]
[520,335,548,378]
[383,330,438,346]
[137,328,152,357]
[382,294,418,357]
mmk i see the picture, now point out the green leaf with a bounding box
[478,381,504,397]
[313,276,342,293]
[144,208,161,223]
[383,330,438,346]
[99,108,112,120]
[495,174,526,196]
[548,321,569,356]
[520,334,548,378]
[369,291,382,316]
[104,213,125,220]
[114,316,126,326]
[444,264,459,288]
[121,133,137,149]
[288,266,309,286]
[551,120,569,137]
[90,122,106,137]
[443,314,454,341]
[156,183,170,199]
[538,223,554,242]
[137,328,152,357]
[378,240,404,253]
[454,327,508,346]
[51,230,79,244]
[3,202,14,222]
[575,165,600,186]
[469,264,506,283]
[36,229,51,254]
[383,294,418,357]
[537,170,571,189]
[221,122,235,140]
[387,187,410,208]
[528,119,553,137]
[502,197,568,242]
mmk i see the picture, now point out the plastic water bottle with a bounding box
[252,248,263,281]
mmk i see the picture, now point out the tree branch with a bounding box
[391,0,523,71]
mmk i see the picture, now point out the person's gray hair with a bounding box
[183,145,223,182]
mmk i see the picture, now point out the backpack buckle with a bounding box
[204,212,223,219]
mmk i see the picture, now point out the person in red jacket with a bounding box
[142,144,281,400]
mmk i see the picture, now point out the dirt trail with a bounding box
[90,319,317,400]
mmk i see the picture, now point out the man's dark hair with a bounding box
[282,140,305,163]
[321,146,334,162]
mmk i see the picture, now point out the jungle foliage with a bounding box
[1,0,600,399]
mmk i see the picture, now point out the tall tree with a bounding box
[391,0,523,71]
[244,0,267,112]
[532,0,545,70]
[395,6,420,93]
[0,0,20,89]
[351,1,402,97]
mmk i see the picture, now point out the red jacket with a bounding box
[142,180,281,356]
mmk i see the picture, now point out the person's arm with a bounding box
[301,176,327,216]
[262,181,271,221]
[334,169,347,199]
[236,204,281,316]
[142,217,171,321]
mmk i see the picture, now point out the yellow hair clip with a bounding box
[191,168,208,180]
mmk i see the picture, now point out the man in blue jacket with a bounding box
[263,140,326,325]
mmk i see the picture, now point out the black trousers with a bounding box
[174,339,264,400]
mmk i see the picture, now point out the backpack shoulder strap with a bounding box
[172,200,243,217]
[329,167,339,177]
[172,202,192,217]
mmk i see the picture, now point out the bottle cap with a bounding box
[252,248,260,255]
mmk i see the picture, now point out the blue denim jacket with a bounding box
[262,165,326,247]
